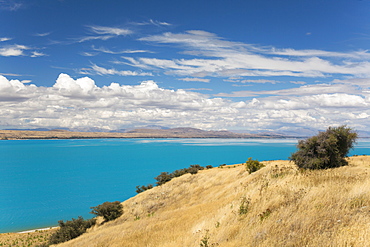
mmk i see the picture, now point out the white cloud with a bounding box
[0,0,22,11]
[89,64,153,76]
[216,83,360,98]
[34,32,51,37]
[130,30,370,79]
[0,44,45,57]
[31,51,46,57]
[178,77,210,83]
[88,25,132,36]
[0,74,369,133]
[91,46,151,54]
[0,37,12,42]
[76,25,133,43]
[0,44,28,56]
[133,19,171,26]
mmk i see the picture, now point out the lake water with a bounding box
[1,138,370,233]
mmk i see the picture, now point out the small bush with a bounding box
[155,172,172,186]
[186,164,204,175]
[239,197,251,215]
[289,125,357,169]
[90,201,123,222]
[206,165,213,169]
[136,184,154,193]
[245,157,264,174]
[48,216,96,245]
[171,168,188,178]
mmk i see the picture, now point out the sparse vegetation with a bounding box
[90,201,123,222]
[137,164,211,193]
[48,217,96,245]
[290,125,357,169]
[238,197,251,215]
[135,184,154,193]
[245,157,264,173]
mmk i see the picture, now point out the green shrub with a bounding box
[136,184,154,193]
[185,164,204,175]
[48,216,96,245]
[289,125,357,169]
[90,201,123,222]
[245,157,264,174]
[171,168,188,178]
[155,172,172,186]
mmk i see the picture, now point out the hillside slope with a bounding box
[56,156,370,247]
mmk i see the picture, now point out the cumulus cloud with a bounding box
[0,74,369,133]
[0,44,28,56]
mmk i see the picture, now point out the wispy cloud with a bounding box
[0,0,22,11]
[31,51,46,57]
[84,64,153,76]
[133,19,171,26]
[0,37,12,42]
[88,25,132,36]
[216,83,361,98]
[91,46,151,54]
[129,30,370,79]
[0,44,45,57]
[178,77,210,83]
[34,32,52,37]
[76,25,133,43]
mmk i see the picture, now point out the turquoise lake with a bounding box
[1,138,370,233]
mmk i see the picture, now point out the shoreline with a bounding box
[16,226,58,234]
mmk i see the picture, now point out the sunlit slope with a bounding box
[56,156,370,247]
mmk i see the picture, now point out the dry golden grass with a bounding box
[48,155,370,246]
[0,228,57,247]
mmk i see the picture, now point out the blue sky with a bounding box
[1,0,370,134]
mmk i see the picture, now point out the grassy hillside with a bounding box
[51,155,370,247]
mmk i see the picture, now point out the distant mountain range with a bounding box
[3,126,368,140]
[0,127,290,140]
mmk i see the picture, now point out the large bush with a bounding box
[48,216,96,245]
[90,201,123,222]
[289,125,357,169]
[245,157,264,174]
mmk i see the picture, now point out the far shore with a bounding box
[0,128,291,140]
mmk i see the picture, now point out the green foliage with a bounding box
[48,216,96,245]
[200,230,210,247]
[239,197,251,215]
[155,172,172,186]
[245,157,264,174]
[154,164,206,187]
[135,184,154,193]
[90,201,123,222]
[259,208,272,221]
[289,125,357,169]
